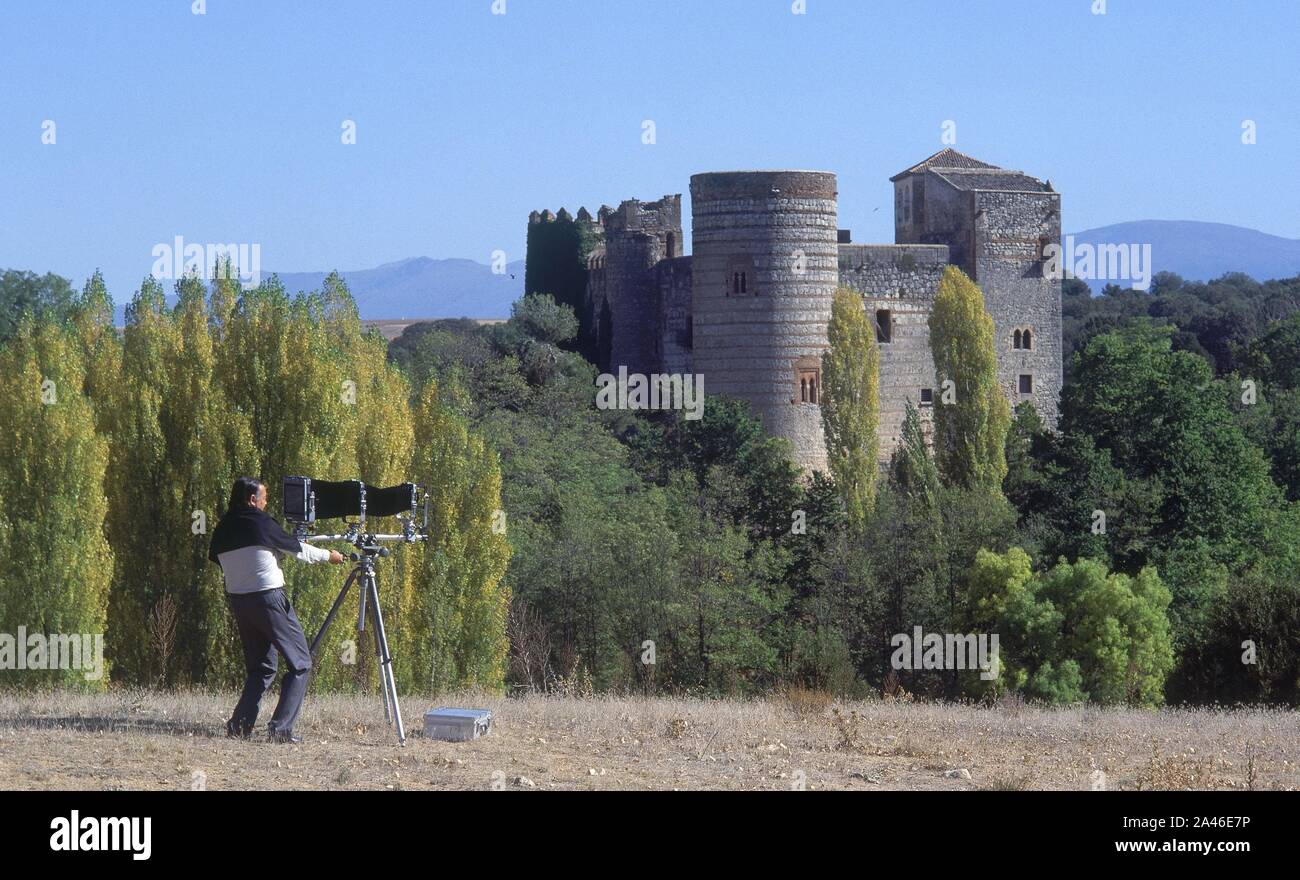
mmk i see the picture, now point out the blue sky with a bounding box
[2,0,1297,302]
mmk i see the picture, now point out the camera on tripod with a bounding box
[282,475,431,746]
[282,476,428,544]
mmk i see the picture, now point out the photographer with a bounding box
[208,477,345,744]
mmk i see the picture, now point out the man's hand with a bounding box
[328,550,347,564]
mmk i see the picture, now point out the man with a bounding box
[208,477,345,743]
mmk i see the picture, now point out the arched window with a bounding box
[728,255,757,297]
[1023,328,1032,349]
[794,355,821,405]
[1013,329,1023,349]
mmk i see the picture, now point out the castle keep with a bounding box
[525,149,1063,472]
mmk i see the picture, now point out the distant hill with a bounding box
[1066,221,1300,292]
[273,256,524,319]
[111,256,524,324]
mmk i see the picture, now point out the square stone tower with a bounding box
[890,148,1062,427]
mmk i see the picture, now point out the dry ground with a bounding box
[0,689,1295,791]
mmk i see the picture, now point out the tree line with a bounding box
[0,267,510,692]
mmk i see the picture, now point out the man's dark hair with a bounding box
[228,477,264,512]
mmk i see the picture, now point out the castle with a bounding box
[525,148,1062,472]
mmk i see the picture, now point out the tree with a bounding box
[929,266,1011,491]
[966,548,1174,706]
[821,287,880,532]
[402,379,512,692]
[0,269,75,345]
[0,315,113,687]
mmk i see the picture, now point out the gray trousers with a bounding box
[227,588,312,735]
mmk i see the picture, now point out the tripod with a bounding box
[309,541,407,745]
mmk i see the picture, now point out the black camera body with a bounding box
[283,476,425,532]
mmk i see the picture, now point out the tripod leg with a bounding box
[310,566,362,660]
[366,576,406,746]
[368,574,392,723]
[357,570,368,634]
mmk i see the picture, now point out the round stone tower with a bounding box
[689,170,839,472]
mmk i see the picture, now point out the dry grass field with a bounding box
[0,689,1296,791]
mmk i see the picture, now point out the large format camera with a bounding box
[282,475,427,543]
[282,475,430,746]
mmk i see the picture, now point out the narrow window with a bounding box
[1023,328,1033,349]
[919,388,934,406]
[1019,374,1033,394]
[740,272,748,294]
[796,367,820,404]
[1013,329,1023,350]
[876,309,892,344]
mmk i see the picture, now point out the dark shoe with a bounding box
[268,728,302,745]
[226,718,253,739]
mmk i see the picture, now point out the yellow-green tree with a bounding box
[67,270,121,435]
[102,277,174,682]
[95,274,258,685]
[167,275,259,686]
[928,266,1011,491]
[0,315,113,688]
[215,278,361,690]
[401,379,511,692]
[821,287,880,531]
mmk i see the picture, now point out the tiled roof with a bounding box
[930,169,1052,193]
[889,148,1000,181]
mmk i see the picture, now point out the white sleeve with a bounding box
[292,542,333,564]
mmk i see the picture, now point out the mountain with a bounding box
[1065,221,1300,293]
[272,256,525,319]
[111,256,524,324]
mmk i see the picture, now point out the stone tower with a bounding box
[602,196,682,376]
[689,171,839,472]
[890,148,1062,426]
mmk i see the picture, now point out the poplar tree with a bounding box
[167,275,259,685]
[102,277,174,682]
[821,288,880,532]
[402,378,511,692]
[928,266,1011,491]
[0,316,113,687]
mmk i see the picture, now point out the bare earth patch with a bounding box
[0,690,1295,791]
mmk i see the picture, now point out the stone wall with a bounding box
[656,255,693,375]
[837,243,949,461]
